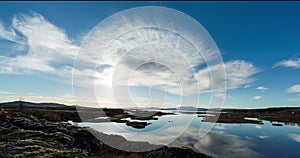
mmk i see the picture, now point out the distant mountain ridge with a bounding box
[0,101,299,111]
[0,101,71,108]
[0,101,208,111]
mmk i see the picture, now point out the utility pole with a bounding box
[19,97,24,112]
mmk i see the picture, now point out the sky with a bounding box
[0,2,300,109]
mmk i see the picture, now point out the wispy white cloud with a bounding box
[12,12,78,57]
[288,98,300,103]
[286,84,300,93]
[194,60,260,94]
[287,84,300,103]
[0,91,16,95]
[286,84,300,103]
[254,96,262,100]
[0,56,56,73]
[0,20,20,43]
[288,134,300,143]
[224,61,260,89]
[0,12,79,75]
[256,86,268,91]
[244,85,251,89]
[273,58,300,69]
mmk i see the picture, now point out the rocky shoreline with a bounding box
[0,108,210,158]
[202,107,300,125]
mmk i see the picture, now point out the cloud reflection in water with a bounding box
[171,127,262,158]
[88,122,262,158]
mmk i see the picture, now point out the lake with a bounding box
[70,112,300,158]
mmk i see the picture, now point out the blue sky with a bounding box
[0,2,300,108]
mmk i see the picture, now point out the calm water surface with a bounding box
[71,112,300,158]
